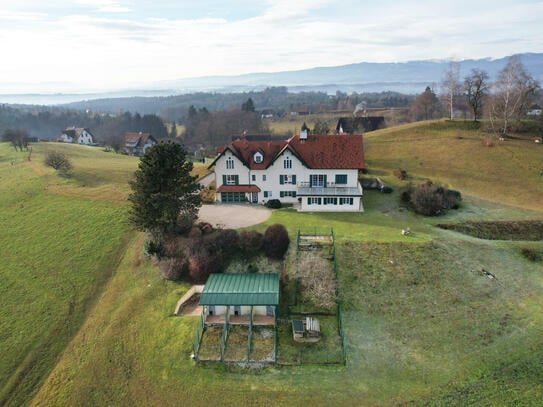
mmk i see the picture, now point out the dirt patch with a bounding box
[437,220,543,241]
[179,294,203,316]
[198,204,271,229]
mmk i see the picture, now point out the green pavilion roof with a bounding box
[199,273,279,306]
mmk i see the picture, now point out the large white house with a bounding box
[59,127,95,145]
[209,132,365,212]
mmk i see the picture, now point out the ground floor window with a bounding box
[323,197,337,205]
[308,197,322,205]
[339,197,354,205]
[280,190,297,198]
[264,191,272,198]
[221,192,245,203]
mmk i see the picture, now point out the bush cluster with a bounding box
[402,180,462,216]
[44,151,72,173]
[265,199,282,209]
[148,223,290,282]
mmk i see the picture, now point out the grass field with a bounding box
[2,119,543,406]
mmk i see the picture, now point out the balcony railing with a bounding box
[297,181,363,197]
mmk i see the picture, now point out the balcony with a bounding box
[297,181,363,197]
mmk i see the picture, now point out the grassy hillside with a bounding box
[364,120,543,211]
[3,120,543,406]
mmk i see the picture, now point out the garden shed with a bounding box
[199,273,279,326]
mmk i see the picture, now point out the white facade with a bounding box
[59,128,95,145]
[205,305,274,317]
[213,147,363,212]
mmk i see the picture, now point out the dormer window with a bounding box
[226,157,234,169]
[284,156,292,169]
[254,151,263,164]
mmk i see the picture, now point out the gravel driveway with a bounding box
[198,204,272,229]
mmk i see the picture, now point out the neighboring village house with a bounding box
[209,129,365,212]
[58,127,95,145]
[122,132,157,155]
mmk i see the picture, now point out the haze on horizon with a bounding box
[1,0,542,94]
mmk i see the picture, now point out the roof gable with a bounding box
[199,273,279,306]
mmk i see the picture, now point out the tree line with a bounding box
[0,106,168,150]
[410,55,541,134]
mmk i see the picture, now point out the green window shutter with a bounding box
[280,191,284,198]
[292,175,296,185]
[279,175,284,185]
[323,175,327,186]
[234,175,239,185]
[222,175,226,185]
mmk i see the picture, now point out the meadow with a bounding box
[1,120,543,406]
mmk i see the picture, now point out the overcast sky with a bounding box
[1,0,542,93]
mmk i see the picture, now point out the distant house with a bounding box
[527,104,542,116]
[122,132,157,155]
[209,129,365,212]
[59,127,95,145]
[336,117,385,134]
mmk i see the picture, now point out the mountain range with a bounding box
[1,53,541,106]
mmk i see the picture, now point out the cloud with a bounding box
[76,0,131,13]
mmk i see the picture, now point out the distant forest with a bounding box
[63,87,413,122]
[0,88,413,150]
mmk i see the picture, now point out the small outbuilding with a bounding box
[291,317,321,342]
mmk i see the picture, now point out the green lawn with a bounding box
[2,120,543,406]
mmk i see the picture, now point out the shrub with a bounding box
[521,248,540,262]
[265,199,282,209]
[176,213,195,234]
[186,235,223,283]
[158,257,187,280]
[144,239,163,258]
[263,224,290,259]
[44,151,72,172]
[393,168,407,180]
[215,229,239,256]
[381,186,393,193]
[239,230,263,257]
[403,180,461,216]
[197,221,214,234]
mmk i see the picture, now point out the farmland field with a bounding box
[2,120,543,406]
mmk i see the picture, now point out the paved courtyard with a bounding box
[197,204,272,229]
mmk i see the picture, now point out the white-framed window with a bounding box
[226,157,235,169]
[280,191,297,198]
[225,174,238,185]
[310,174,326,187]
[264,191,272,198]
[280,174,297,185]
[308,197,321,205]
[251,174,256,181]
[339,197,354,205]
[254,152,263,163]
[262,174,267,181]
[323,197,337,205]
[284,157,292,169]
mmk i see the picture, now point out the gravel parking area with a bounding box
[197,204,272,229]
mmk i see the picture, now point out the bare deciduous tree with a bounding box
[441,61,461,120]
[464,68,489,122]
[490,56,539,134]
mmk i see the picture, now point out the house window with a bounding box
[262,174,267,182]
[310,174,326,187]
[279,174,296,185]
[335,174,347,185]
[264,191,272,198]
[339,197,354,205]
[284,157,292,169]
[308,197,321,205]
[280,191,297,198]
[323,197,337,205]
[251,174,256,182]
[224,174,238,185]
[226,157,234,169]
[254,152,263,163]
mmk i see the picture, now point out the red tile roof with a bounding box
[216,184,261,193]
[288,134,364,169]
[123,132,155,146]
[211,134,364,170]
